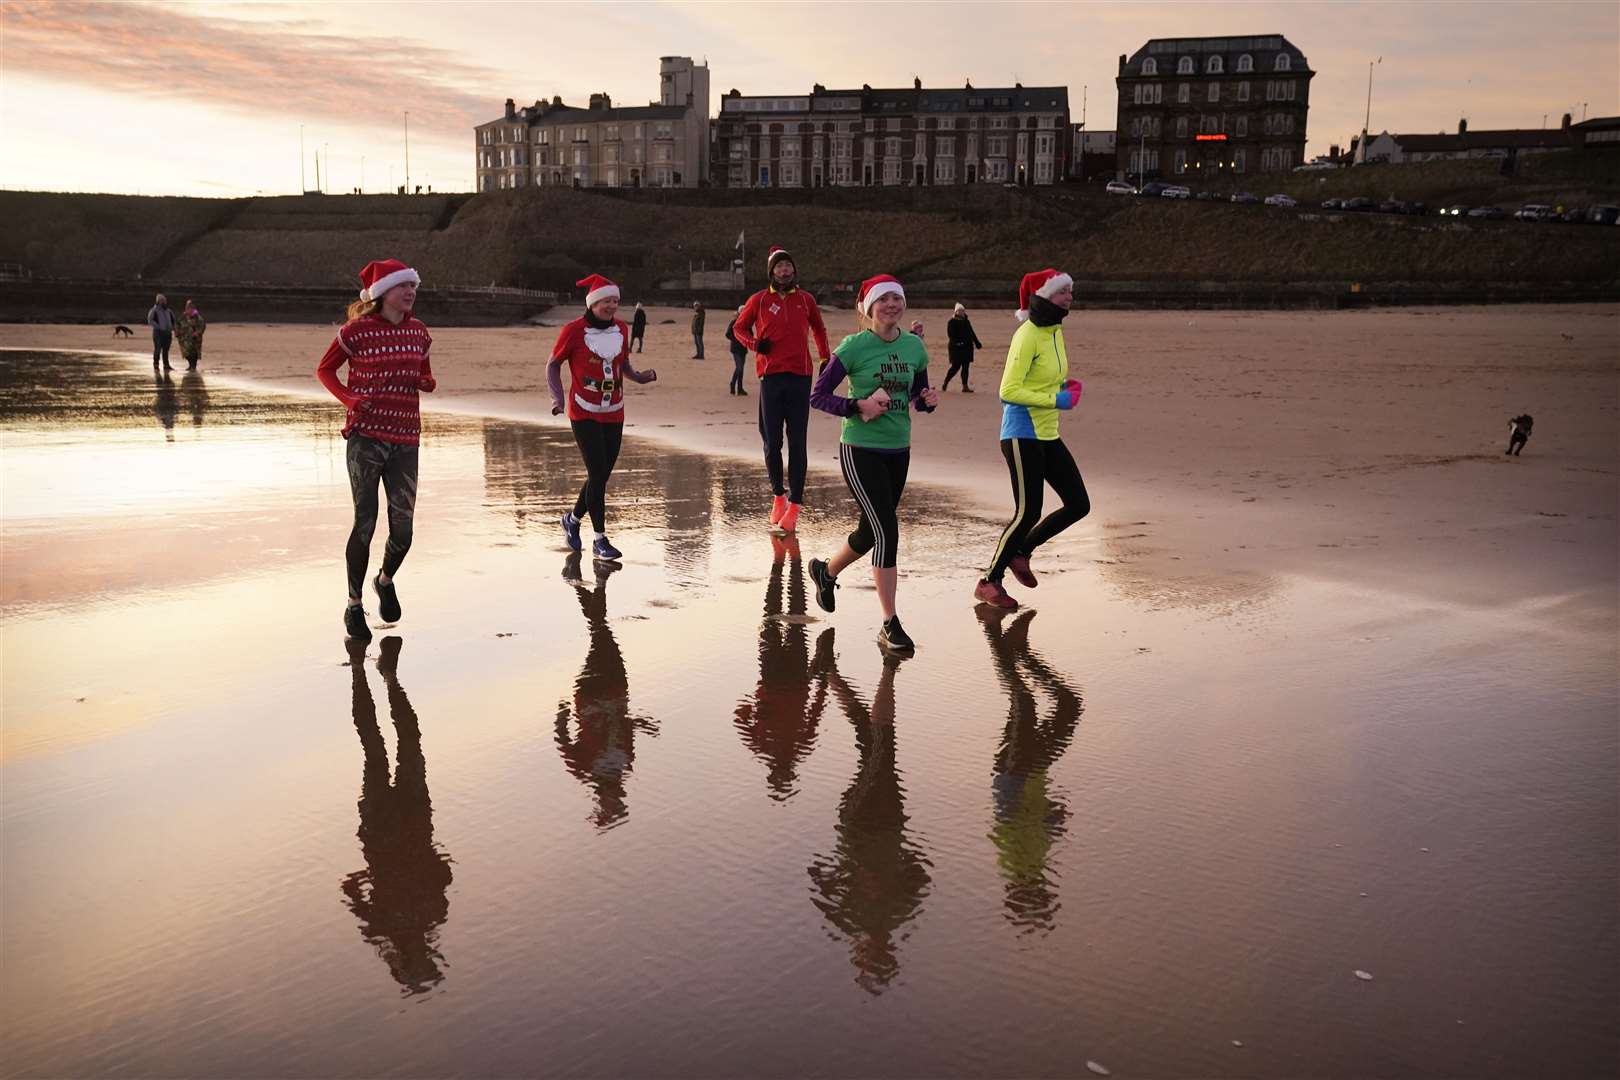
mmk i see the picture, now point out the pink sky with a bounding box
[1,0,1615,196]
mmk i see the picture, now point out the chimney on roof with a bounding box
[589,92,612,110]
[1561,112,1572,130]
[553,95,563,107]
[1458,118,1467,135]
[504,98,515,120]
[914,76,922,90]
[1118,54,1127,73]
[862,83,871,91]
[813,83,825,93]
[965,78,973,89]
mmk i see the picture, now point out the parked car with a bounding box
[1379,199,1410,215]
[1588,205,1620,225]
[1467,205,1505,219]
[1321,197,1345,210]
[1162,184,1191,199]
[1138,181,1171,197]
[1441,204,1470,217]
[1558,207,1588,223]
[1513,204,1556,222]
[1105,179,1137,195]
[1195,190,1218,201]
[1342,197,1377,212]
[1264,194,1298,207]
[1230,191,1260,204]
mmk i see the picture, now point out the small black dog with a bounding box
[1506,414,1533,456]
[113,325,134,337]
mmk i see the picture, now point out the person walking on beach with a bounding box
[690,301,706,359]
[146,293,176,369]
[733,246,832,533]
[175,299,206,370]
[943,303,984,392]
[317,259,436,641]
[630,302,647,353]
[974,268,1088,611]
[725,305,749,395]
[806,274,938,654]
[1507,413,1533,455]
[549,273,657,562]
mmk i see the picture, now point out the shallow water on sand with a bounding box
[2,350,1615,1077]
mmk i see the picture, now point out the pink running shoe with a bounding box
[1008,556,1038,589]
[974,579,1018,610]
[769,494,787,526]
[777,502,802,533]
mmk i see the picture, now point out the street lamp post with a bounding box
[1359,57,1382,163]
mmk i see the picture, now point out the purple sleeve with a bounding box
[547,356,566,414]
[622,353,653,384]
[811,355,855,417]
[910,367,936,412]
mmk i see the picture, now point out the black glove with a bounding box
[754,337,772,356]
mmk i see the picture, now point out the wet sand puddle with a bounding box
[2,351,1614,1077]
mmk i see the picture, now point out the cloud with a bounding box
[2,0,503,134]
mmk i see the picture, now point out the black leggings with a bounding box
[839,444,909,569]
[984,438,1090,583]
[759,373,810,502]
[571,420,624,534]
[346,434,419,598]
[730,346,747,393]
[942,357,972,389]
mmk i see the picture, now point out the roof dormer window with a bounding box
[1177,56,1194,75]
[1237,53,1254,72]
[1142,57,1158,76]
[1275,54,1292,71]
[1207,55,1224,74]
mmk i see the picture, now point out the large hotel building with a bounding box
[1114,35,1312,182]
[710,81,1069,187]
[474,57,710,191]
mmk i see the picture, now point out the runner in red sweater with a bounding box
[548,273,658,562]
[317,259,435,641]
[732,246,831,534]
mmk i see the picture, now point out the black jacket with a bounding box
[946,316,983,362]
[631,308,647,335]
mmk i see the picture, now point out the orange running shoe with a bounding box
[1008,555,1038,589]
[974,579,1018,610]
[769,494,787,526]
[778,502,802,533]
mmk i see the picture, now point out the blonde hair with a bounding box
[345,296,379,322]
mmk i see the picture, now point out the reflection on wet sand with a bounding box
[807,635,932,995]
[340,637,454,995]
[979,608,1084,934]
[152,369,178,440]
[178,368,209,427]
[554,553,659,830]
[733,535,826,799]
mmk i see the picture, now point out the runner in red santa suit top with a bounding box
[731,246,831,535]
[548,273,657,562]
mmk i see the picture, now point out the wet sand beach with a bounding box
[1,309,1616,1077]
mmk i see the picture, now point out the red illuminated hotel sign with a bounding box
[1195,134,1229,141]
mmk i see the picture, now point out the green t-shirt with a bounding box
[834,329,929,450]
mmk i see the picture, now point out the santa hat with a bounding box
[358,259,420,302]
[953,302,966,315]
[1015,268,1074,321]
[766,246,795,274]
[857,274,905,316]
[575,274,620,308]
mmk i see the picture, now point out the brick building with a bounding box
[711,80,1069,188]
[1114,35,1312,183]
[474,57,709,191]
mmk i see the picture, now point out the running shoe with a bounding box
[560,511,582,552]
[808,558,838,613]
[878,616,915,653]
[1008,556,1038,590]
[343,604,373,641]
[777,502,802,533]
[974,579,1019,610]
[769,494,788,527]
[373,572,401,622]
[592,536,623,561]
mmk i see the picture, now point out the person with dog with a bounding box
[943,303,984,392]
[1507,414,1534,456]
[146,293,176,369]
[974,269,1089,611]
[548,273,658,562]
[806,274,938,654]
[175,299,206,370]
[317,259,436,641]
[732,246,832,534]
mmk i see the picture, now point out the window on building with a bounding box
[1178,83,1191,104]
[1208,55,1224,74]
[633,124,643,139]
[1174,149,1187,174]
[1276,54,1291,71]
[883,159,901,184]
[604,145,619,164]
[1178,56,1194,74]
[655,144,671,163]
[989,116,1008,129]
[604,125,619,141]
[782,138,800,159]
[934,157,955,183]
[1209,82,1220,103]
[1143,57,1158,76]
[574,147,587,165]
[864,118,875,132]
[1238,81,1250,102]
[1236,115,1248,137]
[937,136,955,156]
[1176,116,1188,139]
[1036,133,1053,155]
[782,162,801,186]
[1234,148,1246,172]
[886,118,901,131]
[987,135,1008,156]
[1237,54,1253,73]
[885,137,901,156]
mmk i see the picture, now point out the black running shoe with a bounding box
[373,573,401,622]
[344,604,372,641]
[592,536,623,561]
[808,558,838,613]
[561,511,583,552]
[878,616,915,653]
